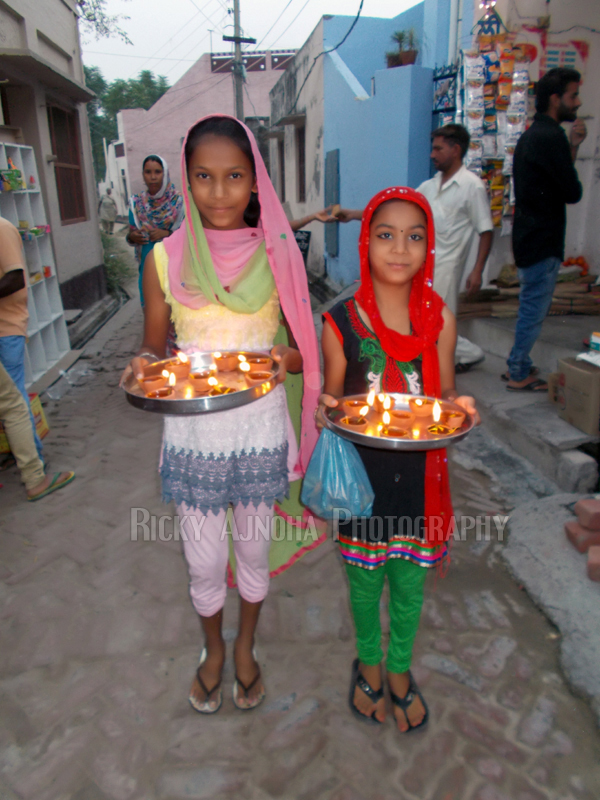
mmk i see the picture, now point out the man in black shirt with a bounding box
[506,67,586,391]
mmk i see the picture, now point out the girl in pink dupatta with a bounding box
[121,115,321,714]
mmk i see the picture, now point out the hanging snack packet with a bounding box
[509,88,527,114]
[464,52,485,81]
[499,54,514,82]
[466,80,485,109]
[466,108,484,137]
[503,144,515,176]
[483,135,497,158]
[465,139,484,173]
[506,112,526,143]
[483,51,501,83]
[512,66,529,88]
[492,207,503,227]
[496,82,512,109]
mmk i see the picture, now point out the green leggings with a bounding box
[345,558,427,674]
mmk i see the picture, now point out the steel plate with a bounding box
[123,351,280,415]
[320,393,475,451]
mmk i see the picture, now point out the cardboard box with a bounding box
[0,393,49,454]
[555,357,600,436]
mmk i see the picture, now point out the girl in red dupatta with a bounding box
[320,186,478,733]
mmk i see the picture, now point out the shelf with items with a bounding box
[439,18,534,237]
[0,141,70,387]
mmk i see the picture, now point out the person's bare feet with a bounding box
[233,640,264,708]
[353,663,386,723]
[26,471,73,500]
[387,671,426,732]
[189,642,225,710]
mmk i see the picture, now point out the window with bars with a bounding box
[47,105,87,224]
[296,125,306,204]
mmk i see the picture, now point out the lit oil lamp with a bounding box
[164,351,190,379]
[138,369,167,393]
[427,423,453,436]
[183,385,194,400]
[441,409,466,429]
[380,409,409,438]
[247,356,273,374]
[390,409,414,425]
[343,398,369,415]
[214,351,238,372]
[189,370,212,392]
[146,385,173,399]
[409,397,435,417]
[244,369,275,388]
[341,404,369,429]
[207,374,236,395]
[432,400,442,423]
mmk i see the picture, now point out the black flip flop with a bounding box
[349,659,384,725]
[389,669,429,733]
[501,366,539,382]
[506,378,548,392]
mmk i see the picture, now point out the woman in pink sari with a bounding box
[121,116,321,714]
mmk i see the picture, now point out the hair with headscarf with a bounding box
[163,115,321,473]
[130,154,184,233]
[355,186,454,544]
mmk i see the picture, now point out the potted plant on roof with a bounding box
[386,28,419,68]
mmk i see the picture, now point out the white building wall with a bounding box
[0,0,103,288]
[270,22,326,276]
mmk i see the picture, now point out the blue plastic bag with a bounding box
[301,429,374,519]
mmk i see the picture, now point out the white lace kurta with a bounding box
[154,242,293,513]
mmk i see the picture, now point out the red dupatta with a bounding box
[354,186,454,544]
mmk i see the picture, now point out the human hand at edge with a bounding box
[453,394,481,426]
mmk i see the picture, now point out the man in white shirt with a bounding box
[417,124,493,371]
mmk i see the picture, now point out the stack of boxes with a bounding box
[565,498,600,582]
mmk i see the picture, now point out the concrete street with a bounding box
[1,262,600,798]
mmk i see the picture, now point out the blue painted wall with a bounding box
[323,4,426,94]
[323,62,433,286]
[319,0,454,286]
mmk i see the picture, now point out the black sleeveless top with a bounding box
[323,297,427,544]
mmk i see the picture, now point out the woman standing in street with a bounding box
[127,155,184,305]
[98,188,117,235]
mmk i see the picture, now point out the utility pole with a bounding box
[223,0,256,122]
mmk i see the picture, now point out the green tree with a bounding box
[102,71,170,117]
[77,0,132,44]
[84,67,169,182]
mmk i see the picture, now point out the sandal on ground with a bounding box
[501,366,539,382]
[389,669,429,733]
[506,377,547,392]
[188,647,222,714]
[232,648,265,711]
[27,471,75,502]
[455,356,485,375]
[349,658,384,725]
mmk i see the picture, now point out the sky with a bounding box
[81,0,419,86]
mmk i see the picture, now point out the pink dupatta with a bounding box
[163,114,321,473]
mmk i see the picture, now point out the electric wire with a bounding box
[283,0,365,117]
[252,0,296,51]
[266,0,313,51]
[162,12,230,77]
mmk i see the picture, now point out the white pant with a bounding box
[434,261,484,365]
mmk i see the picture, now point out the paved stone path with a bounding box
[1,296,600,799]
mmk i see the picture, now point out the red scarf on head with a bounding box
[354,186,454,545]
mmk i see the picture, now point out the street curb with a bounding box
[502,492,600,727]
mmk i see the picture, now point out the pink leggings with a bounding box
[177,501,272,617]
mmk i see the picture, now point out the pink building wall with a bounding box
[120,51,292,196]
